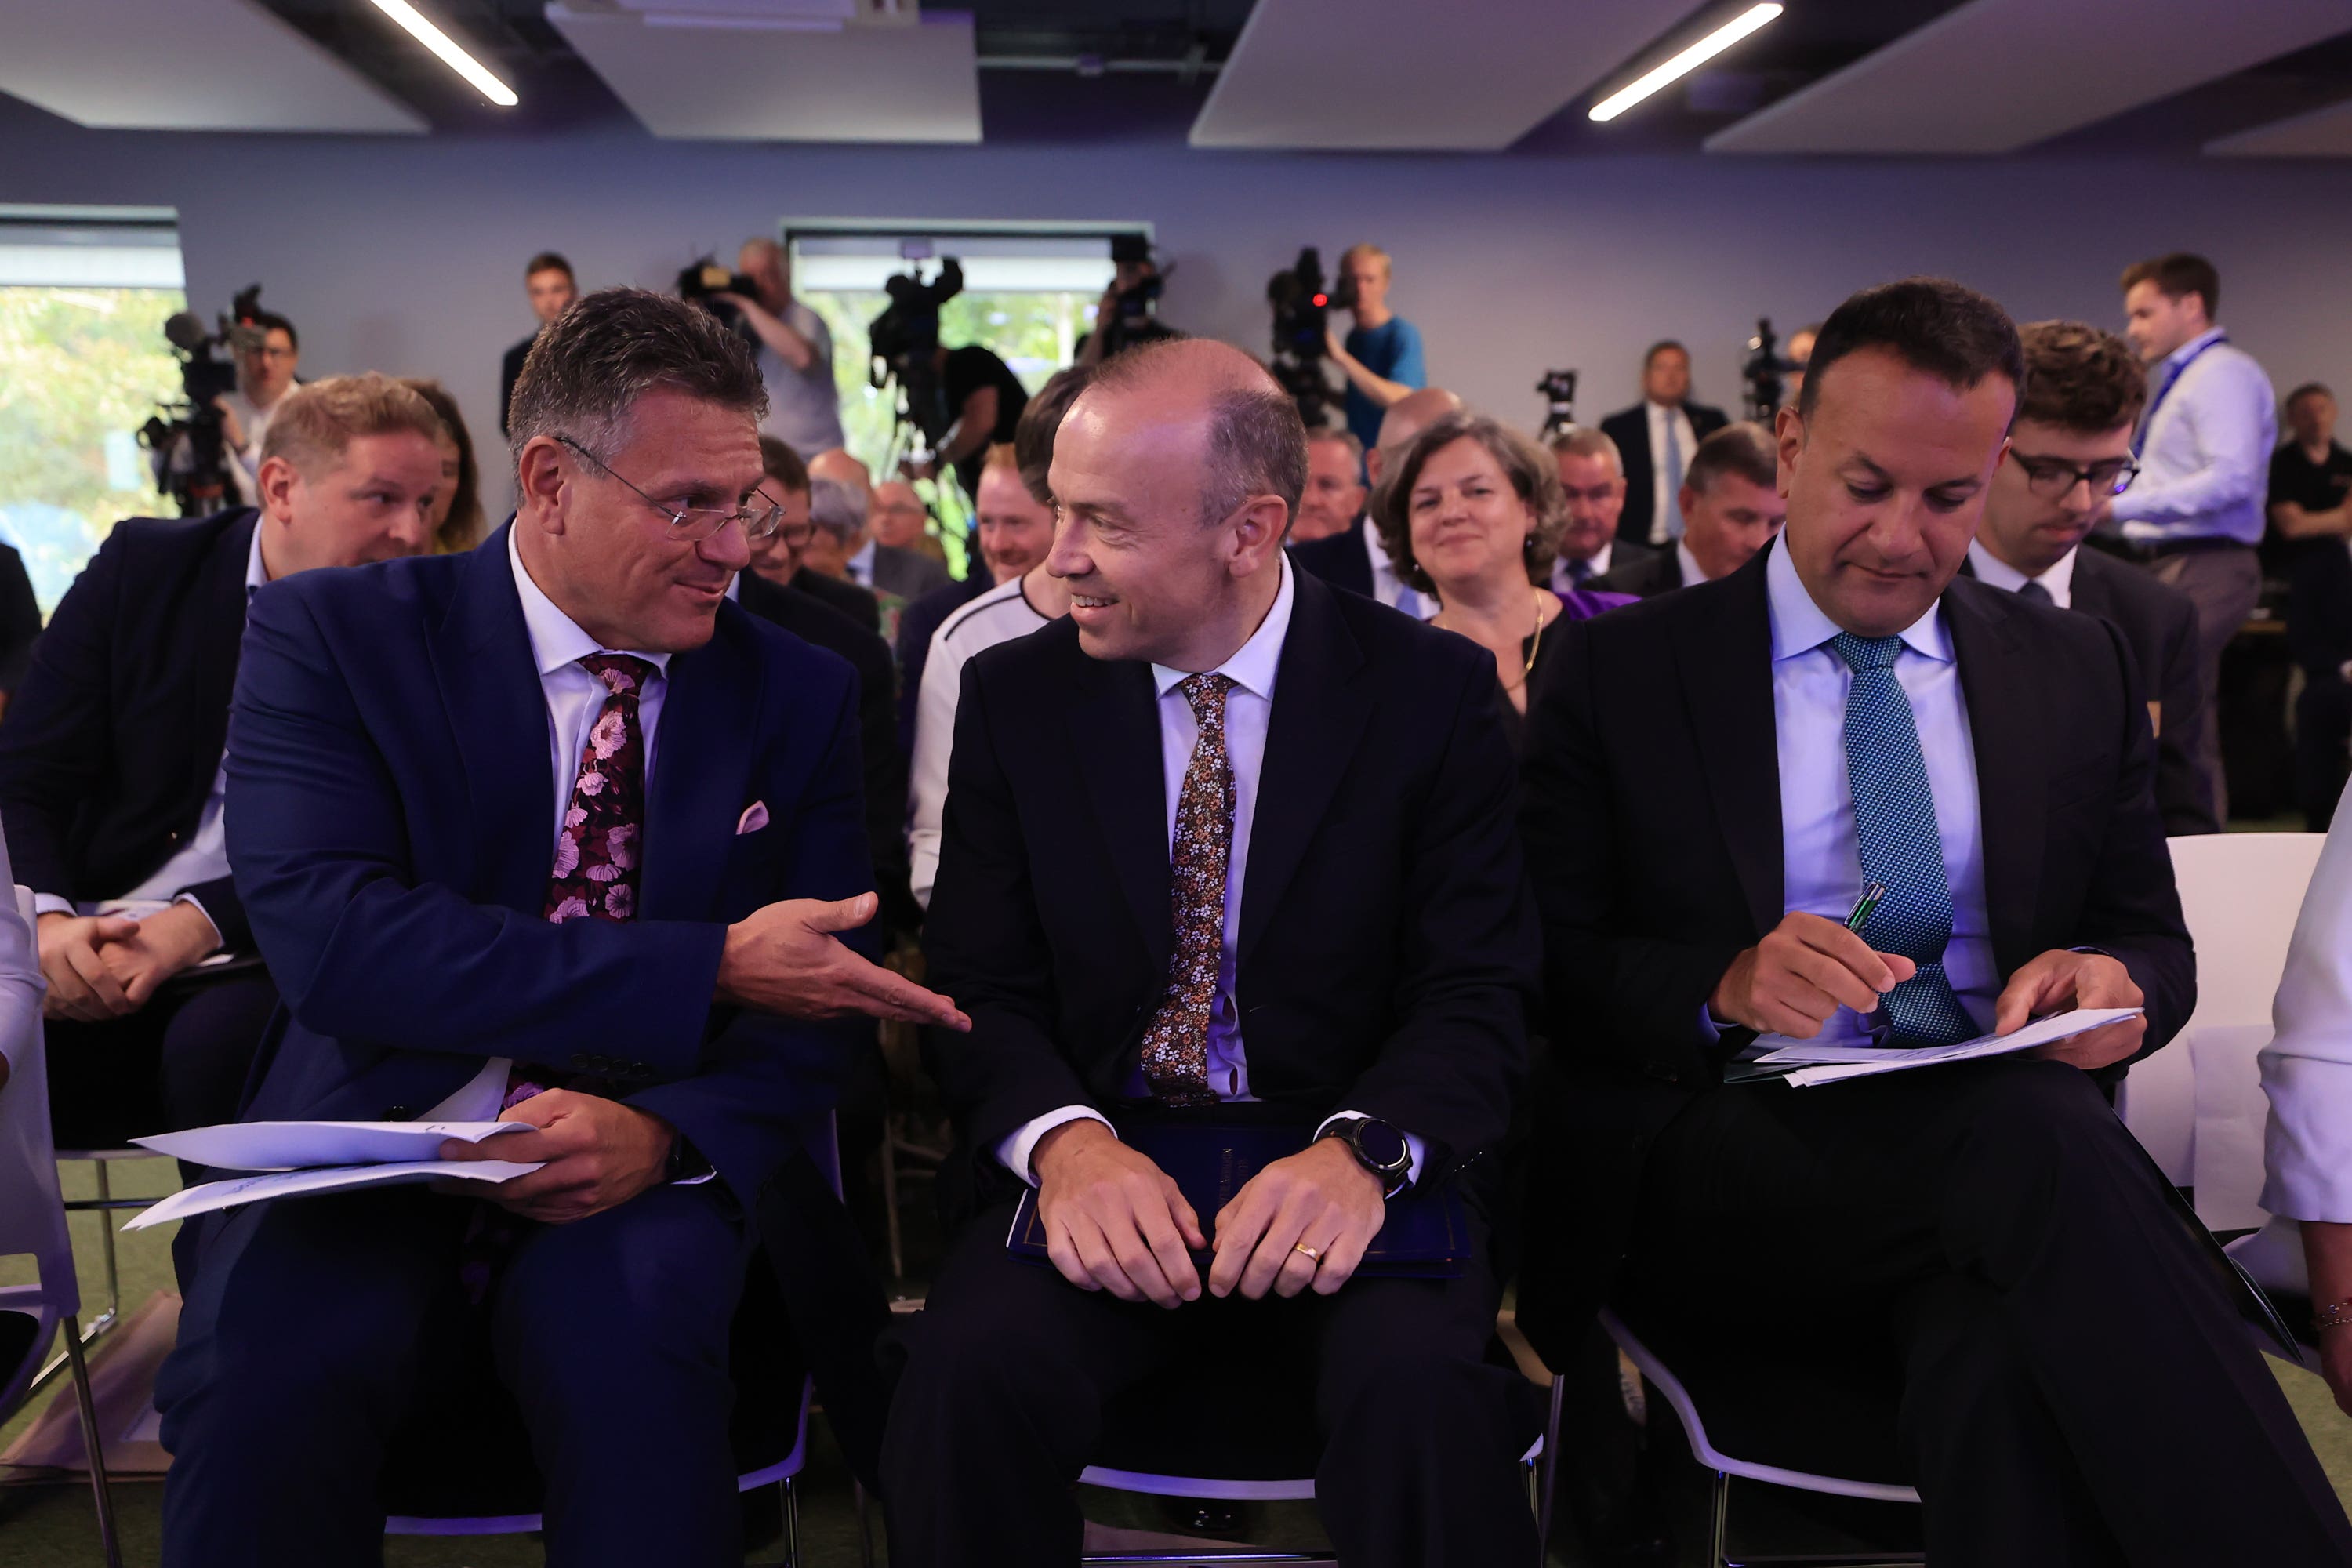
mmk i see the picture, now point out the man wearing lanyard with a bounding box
[2111,252,2277,819]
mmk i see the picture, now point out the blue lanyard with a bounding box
[2134,333,2227,458]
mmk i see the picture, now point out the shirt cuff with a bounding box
[171,893,223,950]
[31,894,72,920]
[997,1105,1115,1187]
[1313,1111,1428,1192]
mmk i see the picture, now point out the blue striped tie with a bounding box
[1828,632,1978,1046]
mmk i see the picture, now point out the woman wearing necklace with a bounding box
[1373,412,1634,750]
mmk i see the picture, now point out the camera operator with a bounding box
[1076,245,1178,368]
[905,341,1029,499]
[1320,243,1427,454]
[499,252,576,437]
[214,311,300,507]
[713,237,846,457]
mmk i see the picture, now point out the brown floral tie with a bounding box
[1138,673,1237,1107]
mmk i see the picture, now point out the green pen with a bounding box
[1845,880,1887,935]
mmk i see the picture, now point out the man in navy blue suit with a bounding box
[155,289,966,1567]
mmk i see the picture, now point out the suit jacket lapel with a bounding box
[431,523,556,914]
[641,610,757,921]
[189,512,259,808]
[1945,581,2043,975]
[1674,553,1782,936]
[1239,575,1372,965]
[1070,653,1171,966]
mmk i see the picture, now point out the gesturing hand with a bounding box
[717,893,970,1030]
[37,912,143,1022]
[1711,912,1918,1039]
[1209,1137,1386,1301]
[438,1088,675,1225]
[1033,1120,1205,1309]
[1999,949,2147,1071]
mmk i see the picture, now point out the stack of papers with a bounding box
[1748,1007,2144,1088]
[122,1120,543,1232]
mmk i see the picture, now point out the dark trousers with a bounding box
[44,967,278,1149]
[1625,1057,2352,1567]
[2147,544,2263,822]
[882,1200,1537,1568]
[2296,670,2352,831]
[155,1179,753,1568]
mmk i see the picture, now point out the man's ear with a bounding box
[515,437,568,535]
[256,455,301,526]
[1774,403,1805,499]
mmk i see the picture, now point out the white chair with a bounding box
[2119,833,2326,1232]
[0,882,123,1568]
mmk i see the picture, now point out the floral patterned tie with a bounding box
[1138,673,1238,1108]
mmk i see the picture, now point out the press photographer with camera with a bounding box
[1321,243,1427,453]
[1075,236,1178,368]
[713,237,846,457]
[214,310,300,507]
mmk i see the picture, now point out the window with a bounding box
[0,207,188,615]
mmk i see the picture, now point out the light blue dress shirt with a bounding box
[1762,541,1996,1045]
[2113,328,2277,548]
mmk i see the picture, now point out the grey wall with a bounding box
[9,93,2352,518]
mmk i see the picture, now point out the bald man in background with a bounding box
[714,238,844,457]
[1289,387,1465,615]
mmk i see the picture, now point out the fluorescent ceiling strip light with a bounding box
[1589,2,1782,122]
[368,0,520,107]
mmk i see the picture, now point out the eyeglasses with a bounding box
[2008,450,2140,500]
[555,435,786,542]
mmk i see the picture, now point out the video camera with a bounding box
[1266,247,1342,430]
[1536,369,1579,441]
[138,283,268,517]
[869,249,965,451]
[1742,318,1794,422]
[676,256,761,346]
[1096,233,1176,356]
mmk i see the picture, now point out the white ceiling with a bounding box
[1189,0,1698,151]
[1706,0,2352,155]
[0,0,427,133]
[2208,95,2352,157]
[545,2,981,143]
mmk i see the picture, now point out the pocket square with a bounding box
[736,801,769,836]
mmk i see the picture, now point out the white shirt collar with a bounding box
[1966,539,2075,606]
[506,522,673,681]
[1675,539,1706,587]
[1151,554,1294,703]
[1766,535,1951,666]
[2166,326,2227,370]
[847,536,877,583]
[245,515,270,595]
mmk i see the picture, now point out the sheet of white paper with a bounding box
[121,1159,544,1232]
[132,1119,529,1172]
[1749,1007,2143,1087]
[423,1055,514,1123]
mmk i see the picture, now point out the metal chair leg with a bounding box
[780,1473,800,1567]
[60,1313,123,1568]
[1536,1372,1565,1567]
[1710,1468,1732,1568]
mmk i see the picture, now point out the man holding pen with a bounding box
[1515,278,2352,1566]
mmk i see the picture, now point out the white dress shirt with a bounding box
[1646,401,1700,546]
[1362,523,1437,620]
[996,557,1425,1185]
[1551,542,1614,593]
[1965,539,2077,609]
[1759,539,1996,1045]
[38,523,269,935]
[907,575,1052,909]
[843,537,878,589]
[1675,541,1708,590]
[2260,782,2352,1221]
[2113,328,2277,548]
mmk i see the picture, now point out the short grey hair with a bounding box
[1306,426,1364,466]
[808,477,867,546]
[1547,424,1623,477]
[507,286,766,477]
[1086,337,1307,530]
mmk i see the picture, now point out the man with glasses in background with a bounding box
[1969,319,2217,834]
[158,289,964,1566]
[216,310,300,507]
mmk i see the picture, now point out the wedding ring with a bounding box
[1292,1243,1323,1262]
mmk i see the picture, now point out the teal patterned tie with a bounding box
[1828,633,1978,1046]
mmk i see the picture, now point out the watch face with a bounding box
[1357,1120,1409,1171]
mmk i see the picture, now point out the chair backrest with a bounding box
[2120,834,2325,1228]
[0,883,75,1316]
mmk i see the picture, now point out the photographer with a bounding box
[907,341,1029,499]
[1075,244,1178,368]
[714,237,845,456]
[1321,242,1426,453]
[214,310,299,507]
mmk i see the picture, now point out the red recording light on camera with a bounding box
[1312,293,1327,307]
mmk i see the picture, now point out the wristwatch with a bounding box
[1318,1116,1413,1198]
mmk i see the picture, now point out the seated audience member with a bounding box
[500,251,577,437]
[403,377,488,553]
[216,310,301,508]
[717,237,846,459]
[906,444,1069,909]
[1548,426,1657,591]
[2259,780,2352,1416]
[898,368,1094,757]
[156,289,967,1565]
[1599,340,1730,548]
[872,478,947,567]
[808,454,952,605]
[1591,421,1784,598]
[889,339,1538,1566]
[736,437,911,933]
[1372,412,1632,753]
[804,477,916,643]
[1287,386,1462,616]
[1294,426,1367,543]
[0,374,444,1149]
[1519,278,2352,1566]
[2269,383,2352,828]
[1323,243,1428,454]
[1966,321,2217,835]
[749,441,884,633]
